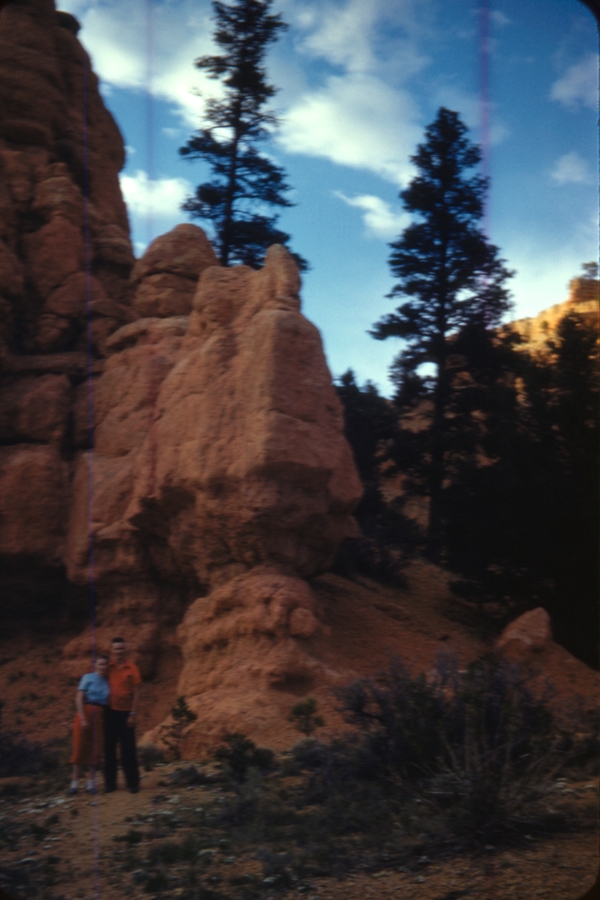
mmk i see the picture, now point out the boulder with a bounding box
[496,607,552,657]
[131,223,218,282]
[131,224,219,318]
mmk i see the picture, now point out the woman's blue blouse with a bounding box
[77,672,110,705]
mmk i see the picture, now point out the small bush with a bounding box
[214,733,274,783]
[161,697,197,760]
[113,829,144,845]
[138,743,165,772]
[168,764,214,786]
[288,697,324,736]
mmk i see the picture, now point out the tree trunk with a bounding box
[221,98,243,267]
[427,358,448,562]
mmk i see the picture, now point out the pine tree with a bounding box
[180,0,306,269]
[371,107,513,558]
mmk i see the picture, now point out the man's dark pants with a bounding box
[103,708,140,792]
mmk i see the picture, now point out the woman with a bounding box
[69,654,110,794]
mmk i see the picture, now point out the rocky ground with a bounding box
[0,761,597,900]
[0,565,598,900]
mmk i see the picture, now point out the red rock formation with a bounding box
[131,224,219,318]
[502,274,599,356]
[0,0,134,616]
[63,246,362,726]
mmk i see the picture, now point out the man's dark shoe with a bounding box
[128,786,139,794]
[105,787,116,793]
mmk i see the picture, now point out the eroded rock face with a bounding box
[69,246,360,590]
[0,0,135,357]
[64,247,361,726]
[502,274,599,356]
[0,0,134,618]
[131,224,219,318]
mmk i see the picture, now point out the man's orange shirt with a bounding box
[108,660,141,711]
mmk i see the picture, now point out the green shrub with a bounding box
[336,654,566,843]
[214,733,274,783]
[138,743,165,772]
[288,697,324,736]
[161,697,197,760]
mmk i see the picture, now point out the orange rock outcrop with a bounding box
[0,0,135,620]
[64,243,362,740]
[503,273,599,355]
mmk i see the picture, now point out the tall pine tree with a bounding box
[371,108,513,558]
[180,0,306,269]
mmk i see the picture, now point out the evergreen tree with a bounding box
[335,371,418,579]
[180,0,306,269]
[371,108,513,557]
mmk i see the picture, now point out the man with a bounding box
[104,637,141,793]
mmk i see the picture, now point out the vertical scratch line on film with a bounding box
[82,44,100,900]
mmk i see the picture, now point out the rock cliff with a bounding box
[503,273,599,355]
[0,0,136,625]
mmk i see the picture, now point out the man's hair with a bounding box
[96,654,109,662]
[111,637,126,645]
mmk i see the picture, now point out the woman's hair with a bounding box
[111,637,125,645]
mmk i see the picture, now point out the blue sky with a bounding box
[59,0,598,394]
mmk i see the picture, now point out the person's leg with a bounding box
[120,717,140,792]
[69,764,80,793]
[69,713,83,793]
[87,706,102,792]
[103,707,118,792]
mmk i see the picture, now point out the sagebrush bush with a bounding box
[335,654,570,843]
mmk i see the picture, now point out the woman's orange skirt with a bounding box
[69,704,104,766]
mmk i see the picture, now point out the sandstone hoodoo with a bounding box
[64,243,363,744]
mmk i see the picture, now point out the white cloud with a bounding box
[279,73,421,184]
[297,0,380,72]
[59,0,430,183]
[162,127,182,139]
[490,10,511,28]
[119,170,193,219]
[289,0,429,79]
[550,151,593,185]
[335,192,409,238]
[550,53,598,110]
[58,0,216,127]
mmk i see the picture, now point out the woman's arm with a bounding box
[75,689,88,727]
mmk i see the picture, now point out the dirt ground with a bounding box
[0,563,598,899]
[0,763,598,900]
